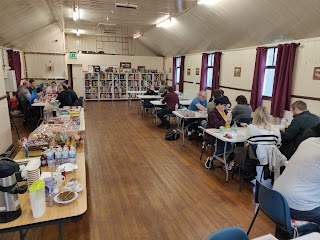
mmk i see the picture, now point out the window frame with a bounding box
[262,47,277,98]
[175,57,181,84]
[206,53,214,89]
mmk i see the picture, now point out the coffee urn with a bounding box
[0,158,28,223]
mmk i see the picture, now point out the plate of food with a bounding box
[54,191,78,204]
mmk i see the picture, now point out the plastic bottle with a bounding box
[280,118,286,129]
[62,146,69,164]
[175,103,179,111]
[40,150,48,167]
[46,149,55,168]
[55,147,62,165]
[231,122,238,138]
[69,146,77,164]
[43,109,48,124]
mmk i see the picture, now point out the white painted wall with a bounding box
[184,53,202,93]
[66,54,164,96]
[165,38,320,120]
[0,48,13,154]
[25,54,67,79]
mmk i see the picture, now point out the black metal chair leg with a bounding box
[247,206,260,235]
[200,142,206,161]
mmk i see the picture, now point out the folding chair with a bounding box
[206,227,249,240]
[247,179,319,238]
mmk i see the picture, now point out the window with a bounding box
[206,53,214,88]
[262,47,278,97]
[175,57,181,83]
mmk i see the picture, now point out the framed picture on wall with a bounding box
[120,62,131,68]
[313,67,320,80]
[196,68,200,75]
[169,68,172,73]
[187,68,191,75]
[234,67,241,77]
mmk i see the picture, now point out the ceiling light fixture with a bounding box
[73,3,79,21]
[156,17,176,28]
[133,32,143,39]
[197,0,213,5]
[76,28,80,36]
[97,23,117,27]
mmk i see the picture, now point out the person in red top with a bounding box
[157,86,179,129]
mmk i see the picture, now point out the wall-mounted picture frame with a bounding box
[120,62,131,69]
[187,68,191,75]
[313,67,320,80]
[169,68,172,73]
[196,68,200,75]
[234,67,241,77]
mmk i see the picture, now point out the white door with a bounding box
[72,64,85,97]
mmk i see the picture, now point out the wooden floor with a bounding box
[1,101,274,240]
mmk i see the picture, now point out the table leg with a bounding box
[19,229,28,240]
[223,142,229,182]
[37,107,43,127]
[57,222,63,240]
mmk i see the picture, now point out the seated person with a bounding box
[18,81,31,102]
[232,95,252,123]
[30,88,44,105]
[204,97,247,169]
[28,79,36,93]
[157,86,179,129]
[63,86,78,105]
[220,89,231,109]
[56,86,73,108]
[47,81,57,93]
[206,89,223,114]
[302,123,320,141]
[144,85,157,95]
[187,91,208,140]
[159,81,166,95]
[247,107,286,181]
[280,101,319,159]
[273,137,320,226]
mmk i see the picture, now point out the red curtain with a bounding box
[212,52,222,90]
[199,53,208,91]
[7,50,22,92]
[172,57,177,91]
[270,43,298,118]
[179,56,185,92]
[250,47,267,111]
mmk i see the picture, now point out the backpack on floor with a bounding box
[165,129,180,141]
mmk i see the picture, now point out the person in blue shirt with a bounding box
[30,88,43,105]
[188,91,208,111]
[187,91,208,140]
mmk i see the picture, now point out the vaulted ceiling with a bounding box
[1,0,320,56]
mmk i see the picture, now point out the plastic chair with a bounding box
[247,179,319,238]
[206,227,249,240]
[78,96,84,107]
[142,99,155,118]
[8,100,20,139]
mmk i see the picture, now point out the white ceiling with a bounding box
[2,0,320,56]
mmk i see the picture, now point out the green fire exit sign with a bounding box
[69,53,77,59]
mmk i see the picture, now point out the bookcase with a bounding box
[84,68,164,101]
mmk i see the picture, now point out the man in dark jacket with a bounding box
[56,86,73,108]
[63,86,78,105]
[280,101,320,159]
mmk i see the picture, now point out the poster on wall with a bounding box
[187,68,191,75]
[196,68,199,75]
